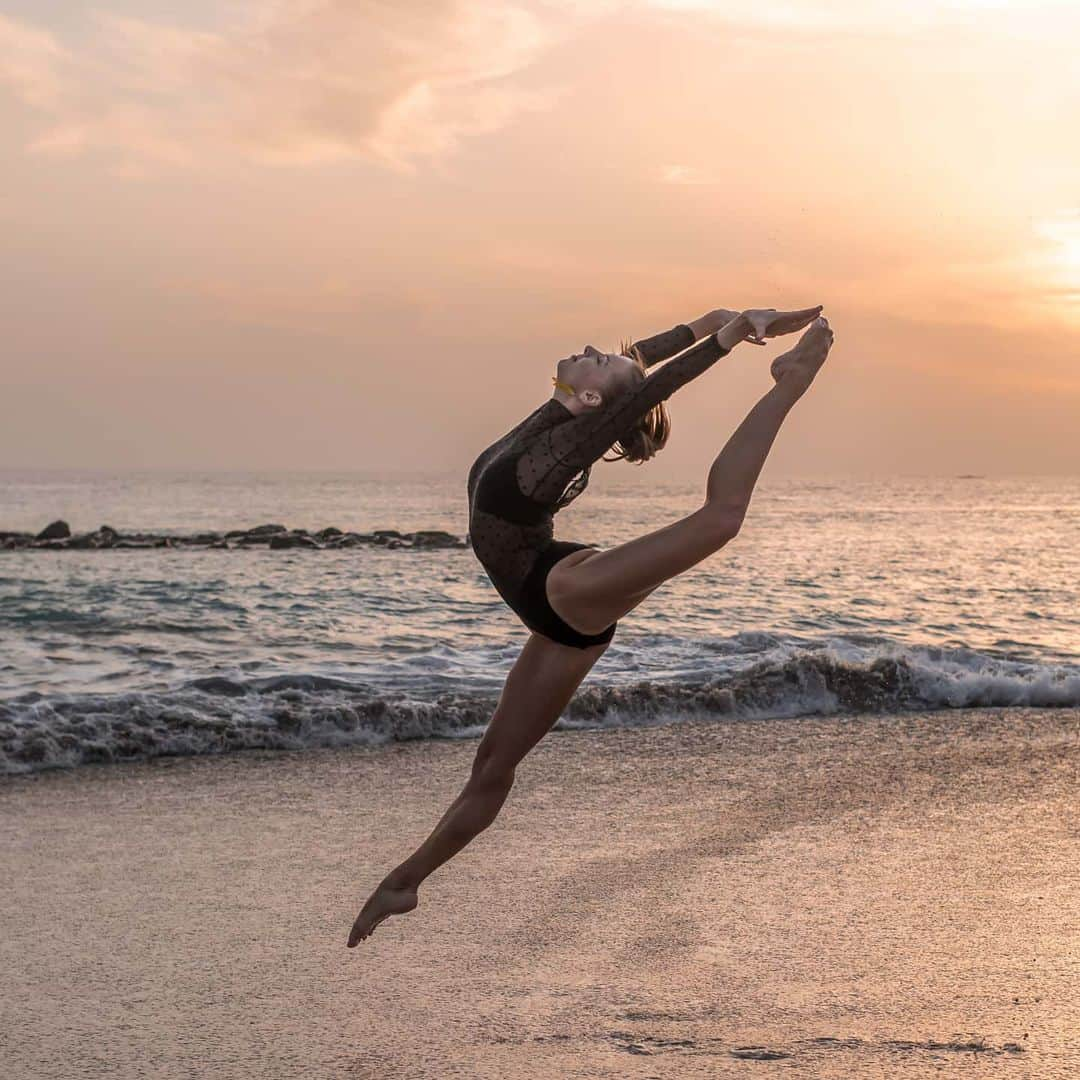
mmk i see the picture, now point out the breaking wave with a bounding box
[3,647,1077,776]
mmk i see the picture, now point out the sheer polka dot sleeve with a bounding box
[631,323,696,368]
[517,331,731,505]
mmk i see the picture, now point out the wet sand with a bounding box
[2,707,1078,1079]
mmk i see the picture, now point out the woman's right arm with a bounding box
[545,314,754,472]
[609,315,755,438]
[685,308,740,342]
[515,314,754,505]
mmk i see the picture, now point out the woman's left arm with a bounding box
[685,309,739,340]
[632,309,739,369]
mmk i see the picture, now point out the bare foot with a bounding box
[347,879,418,946]
[770,316,835,394]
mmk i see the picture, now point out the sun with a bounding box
[1028,211,1080,316]
[1034,211,1080,279]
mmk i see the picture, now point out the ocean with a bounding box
[2,469,1077,776]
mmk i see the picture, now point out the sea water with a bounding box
[2,469,1077,775]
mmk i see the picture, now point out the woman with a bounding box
[348,305,834,946]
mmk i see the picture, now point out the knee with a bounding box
[699,502,745,545]
[468,744,516,798]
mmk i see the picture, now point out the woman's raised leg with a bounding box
[547,317,834,635]
[347,631,609,945]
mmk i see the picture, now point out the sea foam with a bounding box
[3,646,1076,776]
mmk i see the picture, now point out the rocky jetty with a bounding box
[0,521,469,552]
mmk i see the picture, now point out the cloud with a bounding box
[3,0,1075,175]
[0,2,590,171]
[643,0,1078,36]
[657,163,714,185]
[0,14,71,110]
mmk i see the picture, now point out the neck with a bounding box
[551,376,578,410]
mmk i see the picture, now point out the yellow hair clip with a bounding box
[552,376,577,396]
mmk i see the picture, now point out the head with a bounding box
[553,341,671,464]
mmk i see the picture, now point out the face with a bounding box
[555,344,641,406]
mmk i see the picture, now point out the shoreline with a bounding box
[3,706,1078,1078]
[6,662,1079,777]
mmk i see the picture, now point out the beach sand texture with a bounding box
[3,707,1077,1079]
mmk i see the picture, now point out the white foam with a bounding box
[2,642,1076,776]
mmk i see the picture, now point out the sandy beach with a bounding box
[3,707,1077,1079]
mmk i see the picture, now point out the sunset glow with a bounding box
[1036,213,1080,287]
[2,9,1079,1057]
[1,0,1077,474]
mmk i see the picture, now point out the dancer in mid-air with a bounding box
[348,305,834,946]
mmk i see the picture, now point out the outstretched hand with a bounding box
[742,306,824,345]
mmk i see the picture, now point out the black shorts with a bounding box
[514,541,617,649]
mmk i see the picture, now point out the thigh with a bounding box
[547,505,724,627]
[476,631,608,770]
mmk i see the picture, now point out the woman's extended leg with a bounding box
[347,631,609,945]
[546,318,834,635]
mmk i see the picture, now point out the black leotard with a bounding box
[467,324,731,648]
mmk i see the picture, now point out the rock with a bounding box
[113,538,168,549]
[223,524,286,540]
[68,526,119,550]
[1,522,465,553]
[269,534,320,549]
[36,519,70,541]
[410,530,465,549]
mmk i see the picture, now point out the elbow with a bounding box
[700,503,745,545]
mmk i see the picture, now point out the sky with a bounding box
[1,0,1078,478]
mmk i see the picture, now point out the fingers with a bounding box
[783,307,826,334]
[789,306,824,327]
[748,305,827,343]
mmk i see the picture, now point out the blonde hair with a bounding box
[601,339,671,464]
